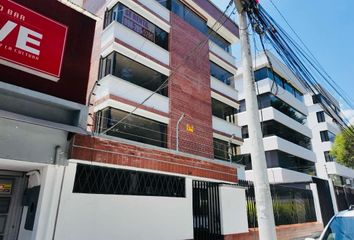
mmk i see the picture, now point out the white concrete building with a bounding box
[305,87,354,212]
[236,52,316,185]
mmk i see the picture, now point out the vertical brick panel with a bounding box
[169,14,214,159]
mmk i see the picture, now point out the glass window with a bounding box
[254,68,270,81]
[254,68,304,102]
[208,28,231,52]
[104,3,169,50]
[96,107,167,148]
[242,126,249,139]
[317,111,326,123]
[161,0,231,52]
[243,120,312,150]
[212,98,237,124]
[240,94,307,124]
[210,61,233,85]
[320,130,335,143]
[184,6,208,34]
[324,151,335,162]
[277,151,316,175]
[213,138,240,162]
[99,52,168,96]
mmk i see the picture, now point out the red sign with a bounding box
[0,0,67,81]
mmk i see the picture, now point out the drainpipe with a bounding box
[176,113,185,152]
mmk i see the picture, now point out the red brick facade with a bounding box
[71,135,237,182]
[168,13,214,159]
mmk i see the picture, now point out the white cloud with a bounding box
[342,108,354,126]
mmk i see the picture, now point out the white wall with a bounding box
[54,162,194,240]
[219,186,248,235]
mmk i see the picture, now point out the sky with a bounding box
[212,0,354,124]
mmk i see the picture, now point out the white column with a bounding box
[309,183,323,223]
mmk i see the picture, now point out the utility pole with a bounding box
[234,1,277,239]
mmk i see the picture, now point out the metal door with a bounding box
[312,177,335,225]
[192,180,222,240]
[0,172,26,240]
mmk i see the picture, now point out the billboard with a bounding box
[0,0,67,81]
[0,0,95,104]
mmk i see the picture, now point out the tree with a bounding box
[330,126,354,168]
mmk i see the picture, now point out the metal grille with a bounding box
[192,180,222,240]
[237,180,317,227]
[73,164,185,197]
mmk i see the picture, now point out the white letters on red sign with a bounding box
[0,20,43,56]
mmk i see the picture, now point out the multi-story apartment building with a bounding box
[305,88,354,213]
[236,51,354,226]
[48,0,250,239]
[236,52,317,185]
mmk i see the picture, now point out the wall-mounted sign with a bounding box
[186,124,194,133]
[122,6,155,42]
[0,182,12,194]
[0,0,68,81]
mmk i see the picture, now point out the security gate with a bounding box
[192,181,222,240]
[312,177,335,225]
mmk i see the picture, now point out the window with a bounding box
[243,120,312,150]
[104,3,169,50]
[211,98,237,124]
[239,94,307,124]
[73,164,186,197]
[99,52,168,96]
[208,28,231,52]
[276,151,316,175]
[95,107,167,148]
[254,67,304,102]
[316,111,325,123]
[324,151,335,162]
[320,130,336,143]
[210,61,234,85]
[242,126,249,139]
[213,138,240,162]
[160,0,231,52]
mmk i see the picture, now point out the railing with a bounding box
[236,180,317,227]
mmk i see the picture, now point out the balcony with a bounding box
[209,40,236,67]
[326,162,354,179]
[239,79,308,115]
[95,74,169,114]
[241,136,316,163]
[210,76,238,101]
[245,167,313,184]
[237,107,312,138]
[101,21,170,66]
[212,116,241,139]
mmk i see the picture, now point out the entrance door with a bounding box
[0,172,26,240]
[192,180,222,240]
[312,177,335,225]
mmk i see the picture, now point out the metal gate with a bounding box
[192,180,222,240]
[312,177,335,225]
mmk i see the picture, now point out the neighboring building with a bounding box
[49,0,249,240]
[235,52,324,226]
[0,0,95,239]
[305,87,354,213]
[236,51,354,227]
[236,52,317,185]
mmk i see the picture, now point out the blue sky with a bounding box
[212,0,354,123]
